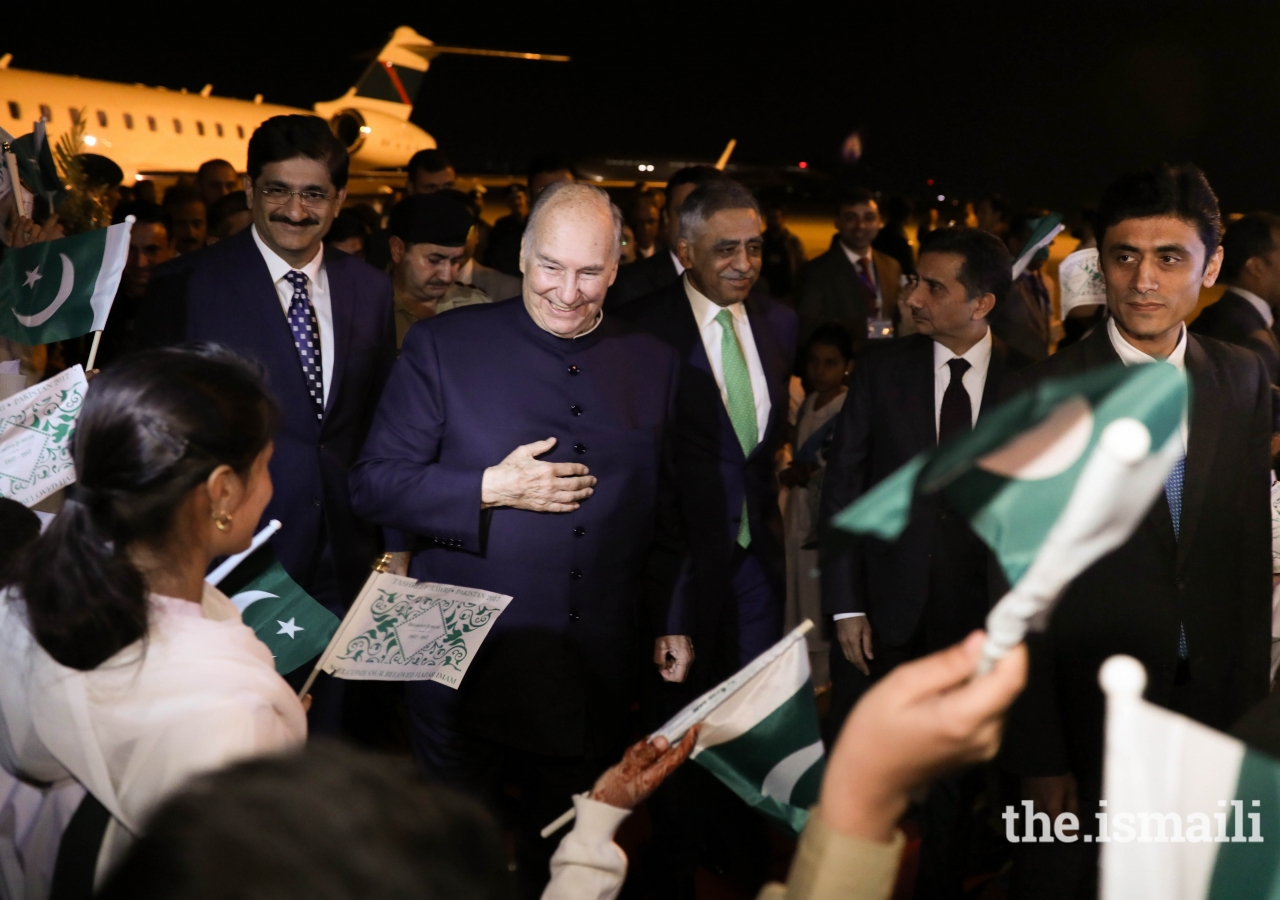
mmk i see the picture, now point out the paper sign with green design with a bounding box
[208,520,339,675]
[0,219,132,345]
[834,361,1187,672]
[301,571,511,691]
[0,364,87,506]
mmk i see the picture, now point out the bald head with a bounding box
[520,182,623,338]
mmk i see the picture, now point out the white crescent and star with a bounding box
[14,253,75,327]
[276,618,304,639]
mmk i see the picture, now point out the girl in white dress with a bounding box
[780,324,854,690]
[0,347,307,898]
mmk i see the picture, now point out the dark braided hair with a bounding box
[6,346,276,670]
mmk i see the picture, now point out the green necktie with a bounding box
[716,308,757,548]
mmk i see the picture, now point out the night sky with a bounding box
[8,4,1280,212]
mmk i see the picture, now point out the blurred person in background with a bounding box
[627,191,661,260]
[323,211,371,259]
[761,202,806,304]
[196,159,240,209]
[872,195,916,276]
[161,184,207,255]
[205,191,251,244]
[485,156,576,277]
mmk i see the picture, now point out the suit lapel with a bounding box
[323,249,353,426]
[909,337,937,451]
[746,296,790,456]
[1177,335,1220,569]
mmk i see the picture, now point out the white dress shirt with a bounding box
[1107,316,1189,451]
[251,226,335,399]
[933,328,993,439]
[836,328,995,623]
[1230,286,1275,328]
[683,274,771,443]
[670,248,685,277]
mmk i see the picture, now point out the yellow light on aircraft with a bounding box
[84,135,97,146]
[359,126,372,134]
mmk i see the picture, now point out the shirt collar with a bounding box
[683,273,747,329]
[932,327,993,371]
[839,240,873,269]
[1228,286,1274,327]
[1107,316,1187,372]
[252,225,324,284]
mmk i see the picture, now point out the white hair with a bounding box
[521,180,625,264]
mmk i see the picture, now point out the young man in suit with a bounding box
[795,188,904,358]
[1007,165,1273,899]
[604,165,726,310]
[619,180,797,898]
[1190,211,1280,384]
[134,116,396,729]
[818,227,1028,897]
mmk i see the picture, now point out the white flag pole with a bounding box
[539,619,815,838]
[296,552,394,699]
[84,331,104,371]
[207,518,282,586]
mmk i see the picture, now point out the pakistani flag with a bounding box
[0,219,132,345]
[208,521,339,675]
[1099,655,1280,898]
[655,625,824,834]
[835,362,1186,670]
[1011,212,1065,279]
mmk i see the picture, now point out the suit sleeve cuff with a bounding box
[832,613,865,620]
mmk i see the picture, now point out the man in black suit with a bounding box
[1190,211,1280,384]
[1006,165,1272,899]
[619,179,797,898]
[794,188,904,359]
[605,165,725,310]
[818,227,1027,898]
[135,115,396,731]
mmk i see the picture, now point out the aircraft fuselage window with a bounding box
[96,110,108,127]
[173,118,182,134]
[147,116,157,131]
[123,113,134,129]
[236,124,245,139]
[7,101,19,120]
[69,108,80,125]
[39,104,51,122]
[196,121,205,136]
[216,123,224,137]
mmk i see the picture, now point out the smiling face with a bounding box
[243,157,346,267]
[1100,215,1222,356]
[836,201,882,254]
[520,198,618,337]
[677,207,763,307]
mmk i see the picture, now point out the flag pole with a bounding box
[207,519,282,586]
[296,552,394,699]
[84,331,103,371]
[539,619,816,838]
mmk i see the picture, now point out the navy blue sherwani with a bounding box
[619,278,798,679]
[349,297,681,761]
[134,228,396,608]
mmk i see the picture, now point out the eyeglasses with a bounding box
[256,186,335,208]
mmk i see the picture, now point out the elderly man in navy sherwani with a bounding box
[350,181,681,899]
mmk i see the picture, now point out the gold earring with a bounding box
[213,510,233,532]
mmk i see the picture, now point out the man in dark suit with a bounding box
[1006,165,1272,899]
[1190,211,1280,384]
[604,165,725,310]
[818,227,1028,897]
[795,188,905,359]
[134,115,396,681]
[349,181,681,900]
[618,180,796,899]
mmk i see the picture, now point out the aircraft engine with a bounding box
[327,107,435,170]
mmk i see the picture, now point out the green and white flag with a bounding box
[0,218,132,345]
[1099,655,1280,898]
[207,520,340,675]
[834,362,1187,671]
[1011,212,1065,279]
[684,627,824,834]
[0,364,87,506]
[299,569,511,693]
